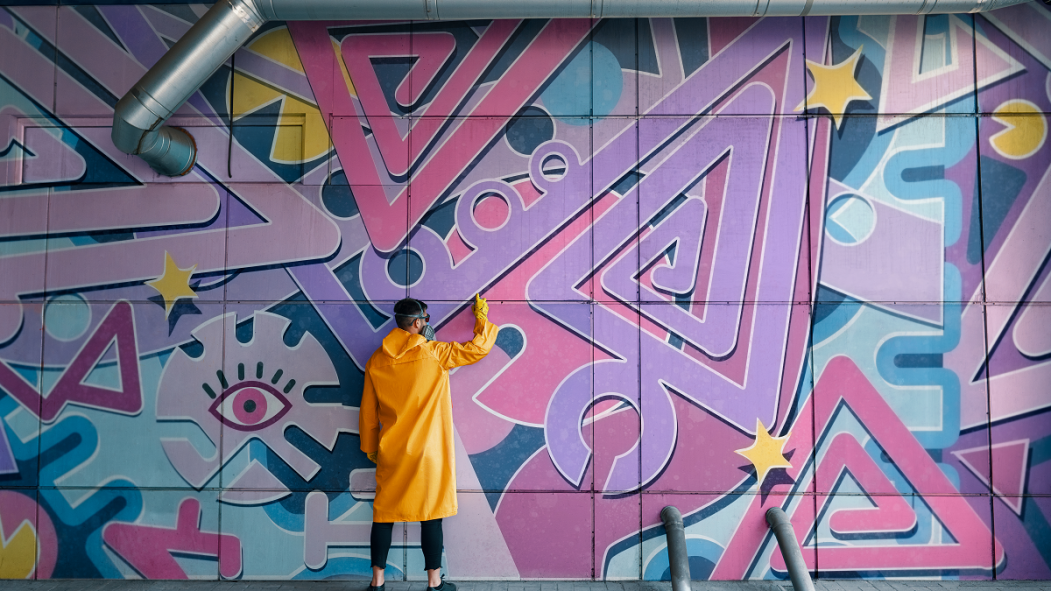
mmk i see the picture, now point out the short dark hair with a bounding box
[393,298,428,330]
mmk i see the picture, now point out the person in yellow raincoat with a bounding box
[360,295,497,591]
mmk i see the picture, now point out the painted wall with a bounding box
[0,2,1049,581]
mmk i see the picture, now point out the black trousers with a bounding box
[370,519,443,572]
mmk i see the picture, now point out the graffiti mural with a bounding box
[1,2,1050,582]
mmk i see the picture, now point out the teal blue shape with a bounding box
[82,361,121,390]
[293,556,402,580]
[541,42,622,123]
[826,194,876,245]
[875,264,962,450]
[643,537,724,581]
[812,287,863,346]
[0,398,144,578]
[834,16,895,187]
[939,461,960,490]
[918,16,952,74]
[883,100,974,247]
[43,294,91,341]
[968,155,1026,265]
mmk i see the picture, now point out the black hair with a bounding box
[393,298,428,331]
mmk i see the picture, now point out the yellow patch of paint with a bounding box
[734,419,793,486]
[246,27,305,73]
[145,251,197,318]
[243,27,355,95]
[233,76,332,163]
[231,28,351,163]
[0,520,37,579]
[991,100,1047,160]
[796,46,872,130]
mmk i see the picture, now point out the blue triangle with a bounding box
[968,155,1026,265]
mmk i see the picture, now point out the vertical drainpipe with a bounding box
[766,507,815,591]
[661,506,692,591]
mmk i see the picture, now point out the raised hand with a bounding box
[472,293,489,321]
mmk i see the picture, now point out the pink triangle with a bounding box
[4,301,145,423]
[444,227,475,267]
[953,439,1029,515]
[341,31,456,176]
[819,433,918,536]
[953,444,992,486]
[991,440,1030,499]
[395,32,457,107]
[753,358,1005,575]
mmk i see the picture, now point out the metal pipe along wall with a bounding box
[766,507,816,591]
[110,0,1029,175]
[660,506,691,591]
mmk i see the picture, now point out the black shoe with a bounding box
[428,582,455,591]
[367,585,385,591]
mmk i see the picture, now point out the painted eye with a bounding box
[208,381,291,431]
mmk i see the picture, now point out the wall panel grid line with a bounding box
[0,5,1049,582]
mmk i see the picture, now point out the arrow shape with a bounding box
[103,497,242,579]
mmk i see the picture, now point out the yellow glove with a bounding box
[472,293,489,321]
[367,452,377,464]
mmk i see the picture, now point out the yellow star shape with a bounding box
[735,419,793,486]
[146,251,198,318]
[796,46,872,130]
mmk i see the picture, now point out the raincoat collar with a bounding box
[381,327,428,360]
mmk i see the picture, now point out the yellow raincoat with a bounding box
[359,316,498,522]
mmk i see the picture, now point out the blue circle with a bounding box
[387,249,424,287]
[44,294,91,341]
[495,325,526,358]
[505,106,555,156]
[824,194,875,245]
[322,170,359,219]
[541,41,623,124]
[644,538,724,581]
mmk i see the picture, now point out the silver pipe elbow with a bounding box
[141,126,198,177]
[113,0,1031,176]
[111,90,197,176]
[111,0,265,176]
[660,506,692,591]
[766,507,815,591]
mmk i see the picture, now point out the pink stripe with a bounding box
[712,357,1002,578]
[292,19,592,252]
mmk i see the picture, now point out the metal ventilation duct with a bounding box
[111,0,1028,176]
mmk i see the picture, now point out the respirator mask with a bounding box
[395,301,435,341]
[421,324,435,341]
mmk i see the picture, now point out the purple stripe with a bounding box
[235,49,316,103]
[98,5,221,123]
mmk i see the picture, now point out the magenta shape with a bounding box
[102,497,242,579]
[0,300,141,422]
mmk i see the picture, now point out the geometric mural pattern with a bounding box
[1,3,1050,581]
